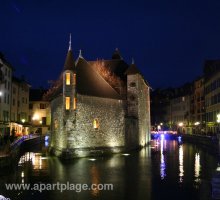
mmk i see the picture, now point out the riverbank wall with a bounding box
[181,134,219,154]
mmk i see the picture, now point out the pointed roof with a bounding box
[125,59,140,75]
[89,59,129,80]
[76,57,121,99]
[112,48,122,60]
[64,34,75,71]
[79,49,83,58]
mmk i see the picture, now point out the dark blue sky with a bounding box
[1,0,220,89]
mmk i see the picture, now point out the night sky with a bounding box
[1,0,220,89]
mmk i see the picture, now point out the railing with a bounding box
[10,135,39,150]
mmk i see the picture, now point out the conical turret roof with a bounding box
[64,34,75,71]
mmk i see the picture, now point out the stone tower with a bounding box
[63,34,76,113]
[126,59,140,118]
[126,59,151,146]
[62,34,77,152]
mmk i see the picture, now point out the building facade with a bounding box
[29,89,51,135]
[48,39,151,158]
[10,77,30,136]
[191,77,205,134]
[204,60,220,134]
[0,54,12,137]
[170,95,191,133]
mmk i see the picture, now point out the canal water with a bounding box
[0,138,219,200]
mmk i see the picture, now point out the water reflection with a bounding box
[160,135,166,180]
[179,145,184,183]
[194,153,201,184]
[0,140,218,200]
[90,165,100,197]
[18,152,47,170]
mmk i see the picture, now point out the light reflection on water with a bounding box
[179,145,184,183]
[160,135,166,180]
[194,153,201,184]
[0,140,218,200]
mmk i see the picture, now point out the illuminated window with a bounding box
[65,97,70,110]
[73,97,77,110]
[66,73,70,85]
[93,119,99,129]
[73,74,76,85]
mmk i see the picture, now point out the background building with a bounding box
[10,77,30,136]
[204,60,220,135]
[0,53,12,137]
[29,89,51,135]
[191,77,205,134]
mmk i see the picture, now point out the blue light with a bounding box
[45,135,49,141]
[178,136,182,143]
[160,134,165,140]
[45,141,49,147]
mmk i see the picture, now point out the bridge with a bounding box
[0,135,42,169]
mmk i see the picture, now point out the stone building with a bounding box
[48,38,151,158]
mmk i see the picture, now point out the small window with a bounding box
[66,97,70,110]
[93,119,99,129]
[66,73,70,85]
[73,74,76,85]
[73,97,77,110]
[130,82,136,87]
[40,103,46,109]
[129,95,135,101]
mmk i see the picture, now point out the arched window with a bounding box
[66,73,70,85]
[93,119,99,129]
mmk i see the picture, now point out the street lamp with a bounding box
[217,114,220,123]
[194,122,200,126]
[178,122,183,127]
[157,125,161,132]
[216,114,220,135]
[178,122,183,134]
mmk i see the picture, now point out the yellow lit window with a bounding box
[73,97,77,110]
[66,73,70,85]
[73,74,76,85]
[65,97,70,110]
[93,119,99,129]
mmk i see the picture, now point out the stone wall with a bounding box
[50,94,127,157]
[67,95,125,148]
[50,75,151,158]
[50,96,67,155]
[127,74,151,146]
[136,75,151,145]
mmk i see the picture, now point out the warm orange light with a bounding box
[66,73,70,85]
[73,97,77,110]
[73,74,76,85]
[65,97,70,110]
[93,119,99,129]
